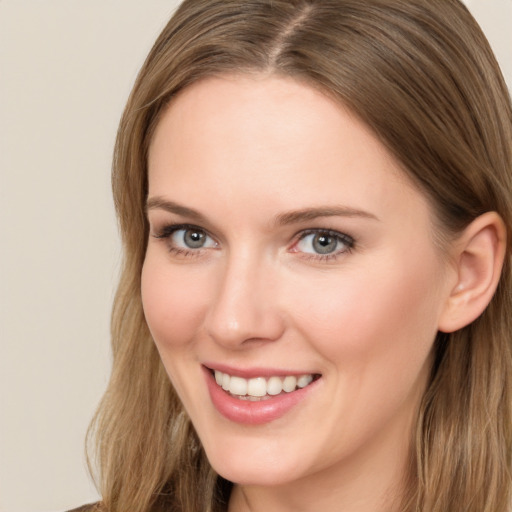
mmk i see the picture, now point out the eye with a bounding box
[293,230,354,257]
[153,224,218,255]
[171,227,216,249]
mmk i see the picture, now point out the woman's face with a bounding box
[142,75,454,490]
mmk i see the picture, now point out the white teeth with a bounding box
[221,373,230,391]
[297,374,313,388]
[282,375,297,392]
[229,376,248,396]
[267,376,283,395]
[213,370,316,398]
[247,377,267,397]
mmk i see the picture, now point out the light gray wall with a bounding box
[0,2,510,511]
[0,3,181,511]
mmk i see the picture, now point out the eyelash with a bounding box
[152,223,216,258]
[152,223,355,262]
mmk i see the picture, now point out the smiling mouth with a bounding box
[212,370,321,401]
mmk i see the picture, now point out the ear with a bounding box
[438,212,507,333]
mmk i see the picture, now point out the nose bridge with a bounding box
[205,246,283,347]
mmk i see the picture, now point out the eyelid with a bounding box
[295,228,354,244]
[152,223,214,241]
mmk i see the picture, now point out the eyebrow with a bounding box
[146,197,209,223]
[274,206,379,226]
[146,196,379,225]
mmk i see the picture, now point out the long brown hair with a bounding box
[87,1,512,511]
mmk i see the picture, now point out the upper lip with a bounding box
[203,363,320,379]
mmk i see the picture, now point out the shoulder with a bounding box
[66,503,101,512]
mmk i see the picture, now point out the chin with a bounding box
[202,436,312,487]
[212,461,302,487]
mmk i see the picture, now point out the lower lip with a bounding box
[203,367,319,425]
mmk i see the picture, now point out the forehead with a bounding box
[148,74,429,229]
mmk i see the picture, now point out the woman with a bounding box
[79,0,512,511]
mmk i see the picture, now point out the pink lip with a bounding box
[202,366,320,425]
[203,362,315,379]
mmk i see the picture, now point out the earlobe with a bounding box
[438,212,507,333]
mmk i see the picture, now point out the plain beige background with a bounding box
[0,1,510,511]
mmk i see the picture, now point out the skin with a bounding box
[142,74,460,512]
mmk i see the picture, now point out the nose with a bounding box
[204,252,285,349]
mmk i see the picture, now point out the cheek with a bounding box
[280,254,444,450]
[288,253,443,378]
[140,253,210,351]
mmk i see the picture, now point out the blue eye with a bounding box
[295,230,354,256]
